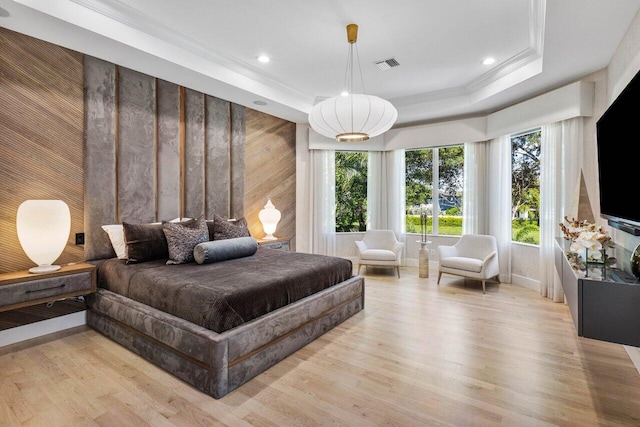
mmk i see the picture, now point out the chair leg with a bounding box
[357,264,362,275]
[482,280,486,294]
[396,266,400,278]
[437,271,442,285]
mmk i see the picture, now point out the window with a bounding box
[335,151,368,232]
[437,145,464,235]
[511,129,541,244]
[405,145,463,236]
[405,149,433,233]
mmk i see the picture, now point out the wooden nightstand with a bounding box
[257,237,290,251]
[0,263,97,313]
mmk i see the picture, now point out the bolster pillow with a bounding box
[193,236,258,264]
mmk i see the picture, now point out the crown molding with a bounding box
[70,0,312,104]
[391,0,546,108]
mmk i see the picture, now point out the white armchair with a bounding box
[355,230,404,277]
[437,234,500,294]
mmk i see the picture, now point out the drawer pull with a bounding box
[25,284,65,294]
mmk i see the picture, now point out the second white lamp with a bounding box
[258,197,281,240]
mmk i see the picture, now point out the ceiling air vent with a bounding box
[375,58,400,71]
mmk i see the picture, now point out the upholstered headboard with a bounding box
[84,56,246,260]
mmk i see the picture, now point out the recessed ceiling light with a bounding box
[257,55,270,63]
[482,57,496,65]
[340,91,349,97]
[253,100,268,106]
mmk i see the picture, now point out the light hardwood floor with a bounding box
[1,266,639,426]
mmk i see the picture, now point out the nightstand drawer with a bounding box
[0,271,93,307]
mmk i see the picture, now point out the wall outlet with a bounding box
[430,249,436,256]
[75,232,85,245]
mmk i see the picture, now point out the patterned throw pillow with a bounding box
[209,213,251,240]
[162,216,210,265]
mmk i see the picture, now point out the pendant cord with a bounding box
[342,43,352,94]
[354,43,365,94]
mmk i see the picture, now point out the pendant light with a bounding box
[309,23,398,142]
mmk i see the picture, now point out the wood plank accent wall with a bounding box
[245,109,296,250]
[0,28,84,273]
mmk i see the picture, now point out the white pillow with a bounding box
[101,224,126,259]
[101,218,191,260]
[171,217,191,222]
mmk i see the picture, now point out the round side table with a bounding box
[417,240,432,278]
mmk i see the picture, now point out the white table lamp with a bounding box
[17,199,71,273]
[258,197,281,240]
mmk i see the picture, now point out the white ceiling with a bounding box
[1,0,639,127]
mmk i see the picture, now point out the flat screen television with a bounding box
[596,67,640,235]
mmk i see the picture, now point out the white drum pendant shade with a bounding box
[309,94,398,142]
[308,23,398,142]
[258,197,281,240]
[17,200,71,273]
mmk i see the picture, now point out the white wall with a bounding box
[486,81,594,139]
[384,117,487,150]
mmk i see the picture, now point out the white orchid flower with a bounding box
[588,250,603,260]
[576,232,603,250]
[570,242,583,253]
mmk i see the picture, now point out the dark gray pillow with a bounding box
[194,236,258,264]
[210,213,251,240]
[123,222,168,264]
[162,217,210,265]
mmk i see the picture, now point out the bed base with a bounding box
[86,275,364,399]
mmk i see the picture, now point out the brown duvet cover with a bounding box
[97,247,353,333]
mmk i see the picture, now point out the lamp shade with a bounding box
[309,94,398,142]
[308,24,398,142]
[258,197,281,240]
[17,200,70,273]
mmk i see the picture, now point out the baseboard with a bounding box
[0,310,86,347]
[353,257,437,270]
[405,258,438,270]
[510,273,539,292]
[406,258,418,267]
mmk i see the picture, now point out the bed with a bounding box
[85,232,364,399]
[82,71,364,398]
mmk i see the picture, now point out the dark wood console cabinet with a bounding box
[555,238,640,346]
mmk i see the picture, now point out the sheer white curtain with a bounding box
[385,149,406,246]
[309,149,336,256]
[540,117,583,301]
[367,151,386,230]
[487,135,512,283]
[462,141,489,235]
[366,149,406,262]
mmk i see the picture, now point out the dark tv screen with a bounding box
[596,68,640,228]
